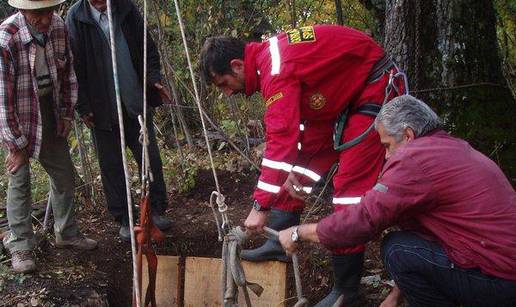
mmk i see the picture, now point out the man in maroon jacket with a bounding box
[279,95,516,306]
[200,25,407,306]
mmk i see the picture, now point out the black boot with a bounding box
[315,252,364,307]
[240,209,300,262]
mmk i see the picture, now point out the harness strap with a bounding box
[333,103,381,151]
[132,196,165,307]
[366,54,395,84]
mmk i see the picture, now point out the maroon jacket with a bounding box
[317,130,516,280]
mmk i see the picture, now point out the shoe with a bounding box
[56,233,98,250]
[315,253,364,307]
[240,209,300,262]
[119,225,131,242]
[11,250,36,273]
[152,214,173,230]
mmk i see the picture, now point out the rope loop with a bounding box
[216,193,228,213]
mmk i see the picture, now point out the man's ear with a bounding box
[404,127,416,142]
[229,59,244,73]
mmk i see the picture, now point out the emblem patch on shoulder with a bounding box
[309,93,326,110]
[265,92,284,107]
[286,26,316,44]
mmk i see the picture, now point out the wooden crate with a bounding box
[184,257,287,307]
[142,255,181,307]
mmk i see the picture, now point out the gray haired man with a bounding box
[278,95,516,306]
[1,0,97,274]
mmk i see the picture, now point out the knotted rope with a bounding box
[105,1,141,305]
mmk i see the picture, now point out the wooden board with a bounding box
[184,257,287,307]
[142,255,180,307]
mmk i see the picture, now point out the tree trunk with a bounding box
[335,0,344,25]
[289,0,297,28]
[383,0,516,179]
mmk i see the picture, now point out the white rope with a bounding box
[105,1,141,306]
[172,0,221,194]
[140,0,150,187]
[172,0,231,239]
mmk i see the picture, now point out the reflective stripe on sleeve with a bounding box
[262,158,292,172]
[292,166,321,182]
[257,180,281,193]
[333,197,362,205]
[269,36,281,75]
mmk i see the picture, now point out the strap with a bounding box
[132,196,165,307]
[366,54,395,84]
[357,103,381,117]
[333,103,380,151]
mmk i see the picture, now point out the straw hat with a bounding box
[8,0,66,10]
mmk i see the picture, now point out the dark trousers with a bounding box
[92,109,167,225]
[381,231,516,307]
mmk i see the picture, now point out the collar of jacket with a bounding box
[73,0,131,25]
[13,12,56,45]
[244,42,262,97]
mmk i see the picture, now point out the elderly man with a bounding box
[279,95,516,306]
[0,0,97,274]
[65,0,173,241]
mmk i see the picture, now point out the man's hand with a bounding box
[57,119,72,138]
[154,82,173,104]
[81,113,95,129]
[5,148,28,174]
[380,284,402,307]
[244,208,269,236]
[283,172,308,200]
[279,226,299,256]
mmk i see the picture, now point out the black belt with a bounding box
[366,54,395,84]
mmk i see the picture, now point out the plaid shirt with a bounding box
[0,12,77,158]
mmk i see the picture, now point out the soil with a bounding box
[0,168,395,307]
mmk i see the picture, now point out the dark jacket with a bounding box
[66,0,162,130]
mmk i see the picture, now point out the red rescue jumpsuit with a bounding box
[245,25,404,254]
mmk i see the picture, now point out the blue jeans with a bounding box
[381,231,516,307]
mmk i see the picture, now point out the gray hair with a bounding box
[375,95,442,141]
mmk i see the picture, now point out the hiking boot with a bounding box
[119,225,131,242]
[315,252,364,307]
[241,209,300,262]
[56,234,98,250]
[11,250,36,273]
[152,214,173,230]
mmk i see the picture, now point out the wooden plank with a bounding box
[142,255,180,307]
[184,257,286,307]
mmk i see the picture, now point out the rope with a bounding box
[172,0,221,194]
[414,0,421,91]
[141,0,150,187]
[261,227,308,307]
[105,1,141,306]
[411,82,506,94]
[171,2,241,304]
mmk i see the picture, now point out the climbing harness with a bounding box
[333,64,409,151]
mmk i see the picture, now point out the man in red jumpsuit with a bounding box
[200,25,406,306]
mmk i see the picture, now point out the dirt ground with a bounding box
[0,168,394,306]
